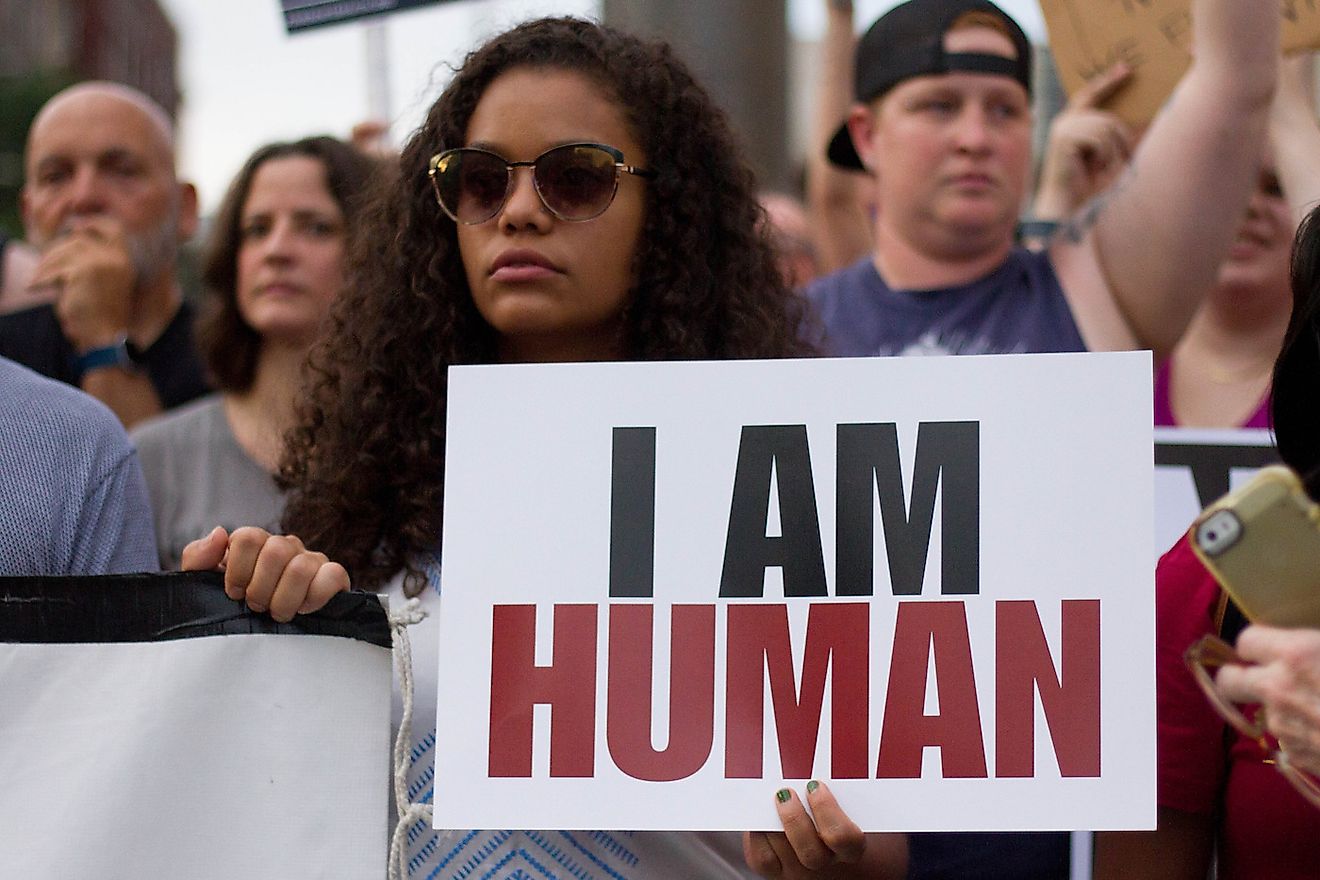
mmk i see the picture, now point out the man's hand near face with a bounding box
[29,217,135,352]
[27,216,164,428]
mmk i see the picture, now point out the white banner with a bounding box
[0,632,391,877]
[436,353,1155,833]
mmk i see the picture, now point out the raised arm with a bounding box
[805,0,873,274]
[1270,53,1320,228]
[1051,0,1278,360]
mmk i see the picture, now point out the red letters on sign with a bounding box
[607,604,716,781]
[995,599,1101,778]
[488,604,598,778]
[485,599,1102,783]
[875,602,988,779]
[725,603,871,779]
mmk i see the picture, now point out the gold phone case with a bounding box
[1189,465,1320,628]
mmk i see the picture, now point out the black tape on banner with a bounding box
[0,571,391,648]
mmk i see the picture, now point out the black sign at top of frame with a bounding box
[281,0,459,33]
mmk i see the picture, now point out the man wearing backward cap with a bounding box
[806,0,1276,368]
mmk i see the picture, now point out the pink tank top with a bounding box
[1153,359,1271,429]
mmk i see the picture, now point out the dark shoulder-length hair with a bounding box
[195,135,379,392]
[280,16,816,593]
[1272,204,1320,496]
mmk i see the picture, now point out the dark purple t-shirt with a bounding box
[806,248,1086,357]
[806,247,1079,880]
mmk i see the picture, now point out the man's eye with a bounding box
[105,161,144,178]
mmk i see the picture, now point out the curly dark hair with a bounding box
[1272,204,1320,497]
[280,17,816,593]
[195,136,379,392]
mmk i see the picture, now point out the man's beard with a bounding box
[124,210,180,286]
[42,204,180,289]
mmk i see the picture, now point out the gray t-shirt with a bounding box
[0,356,157,574]
[130,394,284,570]
[806,248,1087,357]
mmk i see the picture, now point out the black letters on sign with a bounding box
[835,422,979,596]
[609,427,657,598]
[613,421,981,600]
[720,425,829,598]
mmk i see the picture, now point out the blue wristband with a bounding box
[1017,219,1062,241]
[76,336,135,374]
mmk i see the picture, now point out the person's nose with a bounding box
[261,218,297,263]
[65,165,109,218]
[499,165,553,233]
[952,106,993,155]
[1243,188,1271,223]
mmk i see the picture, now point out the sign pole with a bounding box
[364,18,392,137]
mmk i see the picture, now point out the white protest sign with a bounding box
[435,353,1154,833]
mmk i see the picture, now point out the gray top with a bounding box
[130,394,284,570]
[0,355,157,574]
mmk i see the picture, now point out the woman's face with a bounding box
[455,66,648,363]
[235,154,346,348]
[1215,165,1295,301]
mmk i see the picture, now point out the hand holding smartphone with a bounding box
[1190,465,1320,628]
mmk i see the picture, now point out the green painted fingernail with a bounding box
[775,789,791,803]
[806,780,819,794]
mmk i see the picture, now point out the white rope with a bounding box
[387,597,430,880]
[388,802,434,880]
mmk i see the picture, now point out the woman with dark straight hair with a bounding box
[132,136,376,568]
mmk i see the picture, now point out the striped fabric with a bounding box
[383,562,754,880]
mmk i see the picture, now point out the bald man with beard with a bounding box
[0,82,209,428]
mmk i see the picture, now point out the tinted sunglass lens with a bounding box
[437,151,509,223]
[537,146,618,220]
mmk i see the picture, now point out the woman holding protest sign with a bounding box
[183,17,903,880]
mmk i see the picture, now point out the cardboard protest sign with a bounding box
[1040,0,1191,128]
[1041,0,1320,129]
[1284,0,1320,53]
[434,353,1155,833]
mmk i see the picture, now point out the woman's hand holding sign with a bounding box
[743,781,906,879]
[181,526,350,622]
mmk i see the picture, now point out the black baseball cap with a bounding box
[827,0,1034,170]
